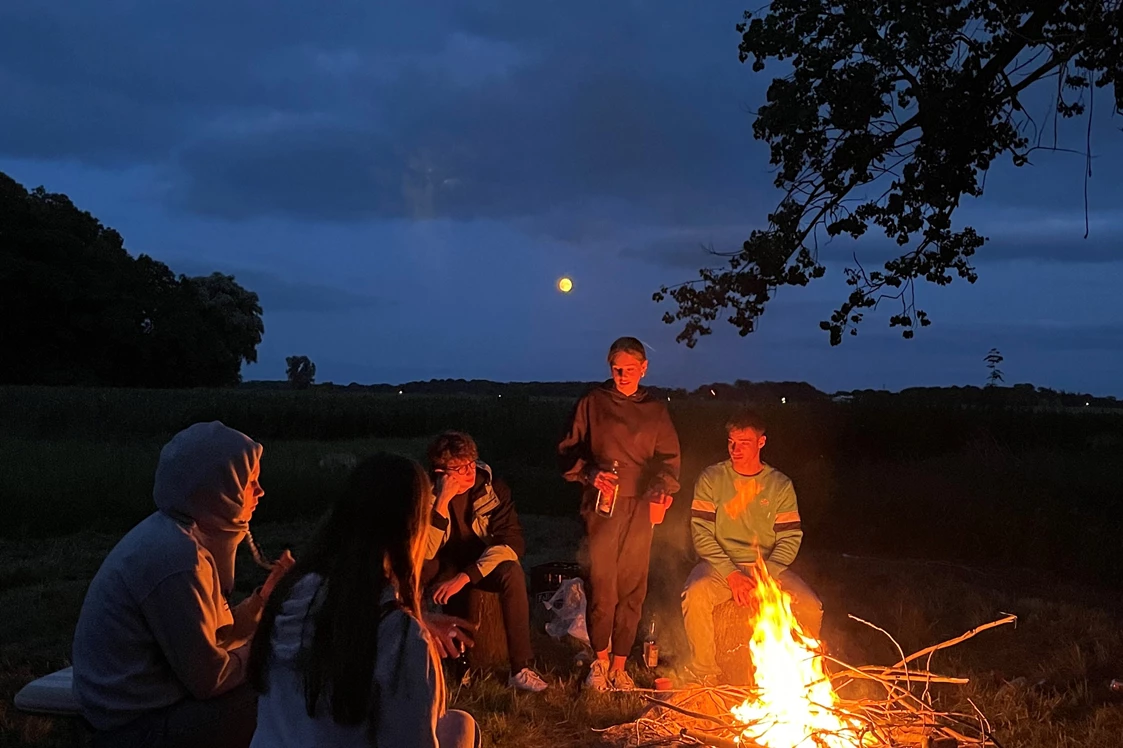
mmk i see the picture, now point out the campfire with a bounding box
[603,561,1015,748]
[727,560,873,747]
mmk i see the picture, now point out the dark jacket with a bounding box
[424,461,525,583]
[558,380,681,500]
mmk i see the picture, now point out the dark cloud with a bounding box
[849,322,1123,355]
[628,220,1123,270]
[0,2,459,163]
[618,228,752,269]
[171,53,762,224]
[237,271,388,314]
[1,0,764,225]
[167,258,385,313]
[3,0,1120,265]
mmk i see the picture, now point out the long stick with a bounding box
[850,614,912,688]
[682,728,758,748]
[641,696,736,728]
[889,614,1018,671]
[833,668,970,685]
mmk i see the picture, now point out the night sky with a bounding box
[3,2,1120,393]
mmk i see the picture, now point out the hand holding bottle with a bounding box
[590,470,619,495]
[593,460,621,517]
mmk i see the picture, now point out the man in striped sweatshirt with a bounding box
[681,409,823,682]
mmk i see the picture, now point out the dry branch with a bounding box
[602,614,1015,747]
[889,614,1018,672]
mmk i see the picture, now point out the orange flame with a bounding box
[730,561,874,747]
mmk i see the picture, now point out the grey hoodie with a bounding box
[72,421,266,731]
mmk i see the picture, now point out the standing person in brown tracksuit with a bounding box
[558,337,681,691]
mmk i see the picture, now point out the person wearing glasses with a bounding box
[422,431,548,693]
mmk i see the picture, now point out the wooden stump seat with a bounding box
[464,588,509,670]
[713,600,755,686]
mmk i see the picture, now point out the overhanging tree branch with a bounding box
[655,0,1120,347]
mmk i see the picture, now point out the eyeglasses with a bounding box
[443,462,476,476]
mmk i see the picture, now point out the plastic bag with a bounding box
[542,577,589,645]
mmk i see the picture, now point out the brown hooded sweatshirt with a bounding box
[558,380,681,500]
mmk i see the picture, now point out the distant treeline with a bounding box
[244,377,1123,410]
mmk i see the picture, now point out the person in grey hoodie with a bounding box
[248,452,479,748]
[72,421,295,748]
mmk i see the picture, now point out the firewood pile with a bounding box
[598,614,1017,748]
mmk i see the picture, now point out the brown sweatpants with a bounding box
[583,496,654,657]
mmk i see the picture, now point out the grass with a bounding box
[4,387,1123,744]
[4,517,1123,747]
[4,385,1123,582]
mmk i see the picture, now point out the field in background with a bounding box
[3,385,1122,582]
[3,385,1123,745]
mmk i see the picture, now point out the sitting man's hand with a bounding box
[433,572,471,605]
[726,569,759,608]
[423,613,477,658]
[261,549,296,602]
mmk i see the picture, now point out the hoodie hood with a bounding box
[153,421,263,593]
[600,379,649,403]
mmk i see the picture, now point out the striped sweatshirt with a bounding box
[690,461,803,580]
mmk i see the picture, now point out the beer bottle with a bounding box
[594,460,620,517]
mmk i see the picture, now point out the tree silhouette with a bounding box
[656,1,1120,347]
[984,348,1005,387]
[286,356,317,390]
[0,171,263,387]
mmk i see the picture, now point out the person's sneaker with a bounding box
[584,659,610,691]
[509,668,548,693]
[608,668,636,691]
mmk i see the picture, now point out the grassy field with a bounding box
[3,385,1122,581]
[4,517,1123,747]
[2,386,1123,746]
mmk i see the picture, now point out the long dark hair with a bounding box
[248,453,435,736]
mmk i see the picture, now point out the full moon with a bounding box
[557,277,574,293]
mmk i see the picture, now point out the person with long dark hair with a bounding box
[248,453,479,748]
[558,337,681,691]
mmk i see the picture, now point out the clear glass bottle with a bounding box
[594,460,620,517]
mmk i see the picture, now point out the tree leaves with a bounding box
[285,355,317,390]
[658,0,1121,346]
[0,171,264,387]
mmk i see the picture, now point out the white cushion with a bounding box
[14,667,80,716]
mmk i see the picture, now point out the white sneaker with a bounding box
[509,667,548,693]
[608,668,636,692]
[584,659,610,691]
